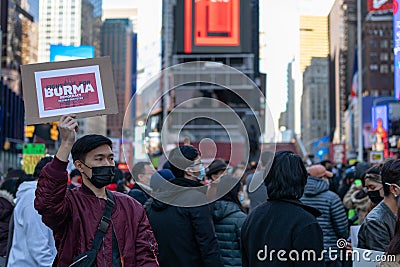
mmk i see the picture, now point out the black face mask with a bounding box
[82,162,115,189]
[367,190,383,204]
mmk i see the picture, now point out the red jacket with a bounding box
[34,157,159,267]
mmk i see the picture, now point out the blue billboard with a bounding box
[49,45,94,62]
[372,105,388,131]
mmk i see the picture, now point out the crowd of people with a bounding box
[1,114,400,266]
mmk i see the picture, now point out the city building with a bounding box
[134,0,264,165]
[329,0,357,146]
[297,15,329,134]
[101,18,136,139]
[286,60,295,132]
[363,18,393,96]
[301,57,330,155]
[1,0,39,94]
[37,0,105,137]
[38,0,102,62]
[299,16,330,73]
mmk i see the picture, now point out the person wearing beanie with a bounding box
[146,145,224,267]
[206,159,228,182]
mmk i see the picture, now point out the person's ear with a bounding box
[184,166,192,177]
[390,184,400,197]
[74,160,85,173]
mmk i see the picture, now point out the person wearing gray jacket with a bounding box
[301,164,348,267]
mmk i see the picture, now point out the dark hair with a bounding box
[5,169,26,180]
[113,167,124,184]
[70,169,81,179]
[33,156,53,178]
[71,134,112,162]
[264,151,307,200]
[217,175,242,208]
[169,146,199,178]
[382,160,400,196]
[387,215,400,255]
[0,178,19,198]
[131,162,151,180]
[355,162,372,180]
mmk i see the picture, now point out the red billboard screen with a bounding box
[177,0,251,54]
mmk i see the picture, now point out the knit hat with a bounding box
[206,159,227,178]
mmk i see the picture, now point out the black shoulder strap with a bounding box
[91,190,115,251]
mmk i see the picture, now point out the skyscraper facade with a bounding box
[38,0,102,62]
[1,0,39,94]
[301,57,329,154]
[101,18,135,138]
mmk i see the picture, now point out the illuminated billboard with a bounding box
[372,105,388,131]
[50,45,95,62]
[176,0,252,54]
[368,0,393,12]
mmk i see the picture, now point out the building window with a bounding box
[370,64,378,71]
[369,40,378,48]
[370,52,378,61]
[380,40,389,49]
[380,64,389,73]
[380,53,389,61]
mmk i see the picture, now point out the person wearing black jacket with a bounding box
[146,145,223,267]
[128,162,154,205]
[241,151,325,267]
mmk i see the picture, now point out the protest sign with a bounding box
[22,143,46,174]
[21,57,118,124]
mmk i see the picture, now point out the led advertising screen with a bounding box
[176,0,252,54]
[50,45,95,62]
[372,105,388,131]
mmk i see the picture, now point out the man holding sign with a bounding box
[34,115,159,266]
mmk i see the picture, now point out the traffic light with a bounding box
[25,125,35,138]
[49,122,59,141]
[3,140,10,150]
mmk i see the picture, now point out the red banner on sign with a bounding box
[40,72,100,111]
[367,0,393,12]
